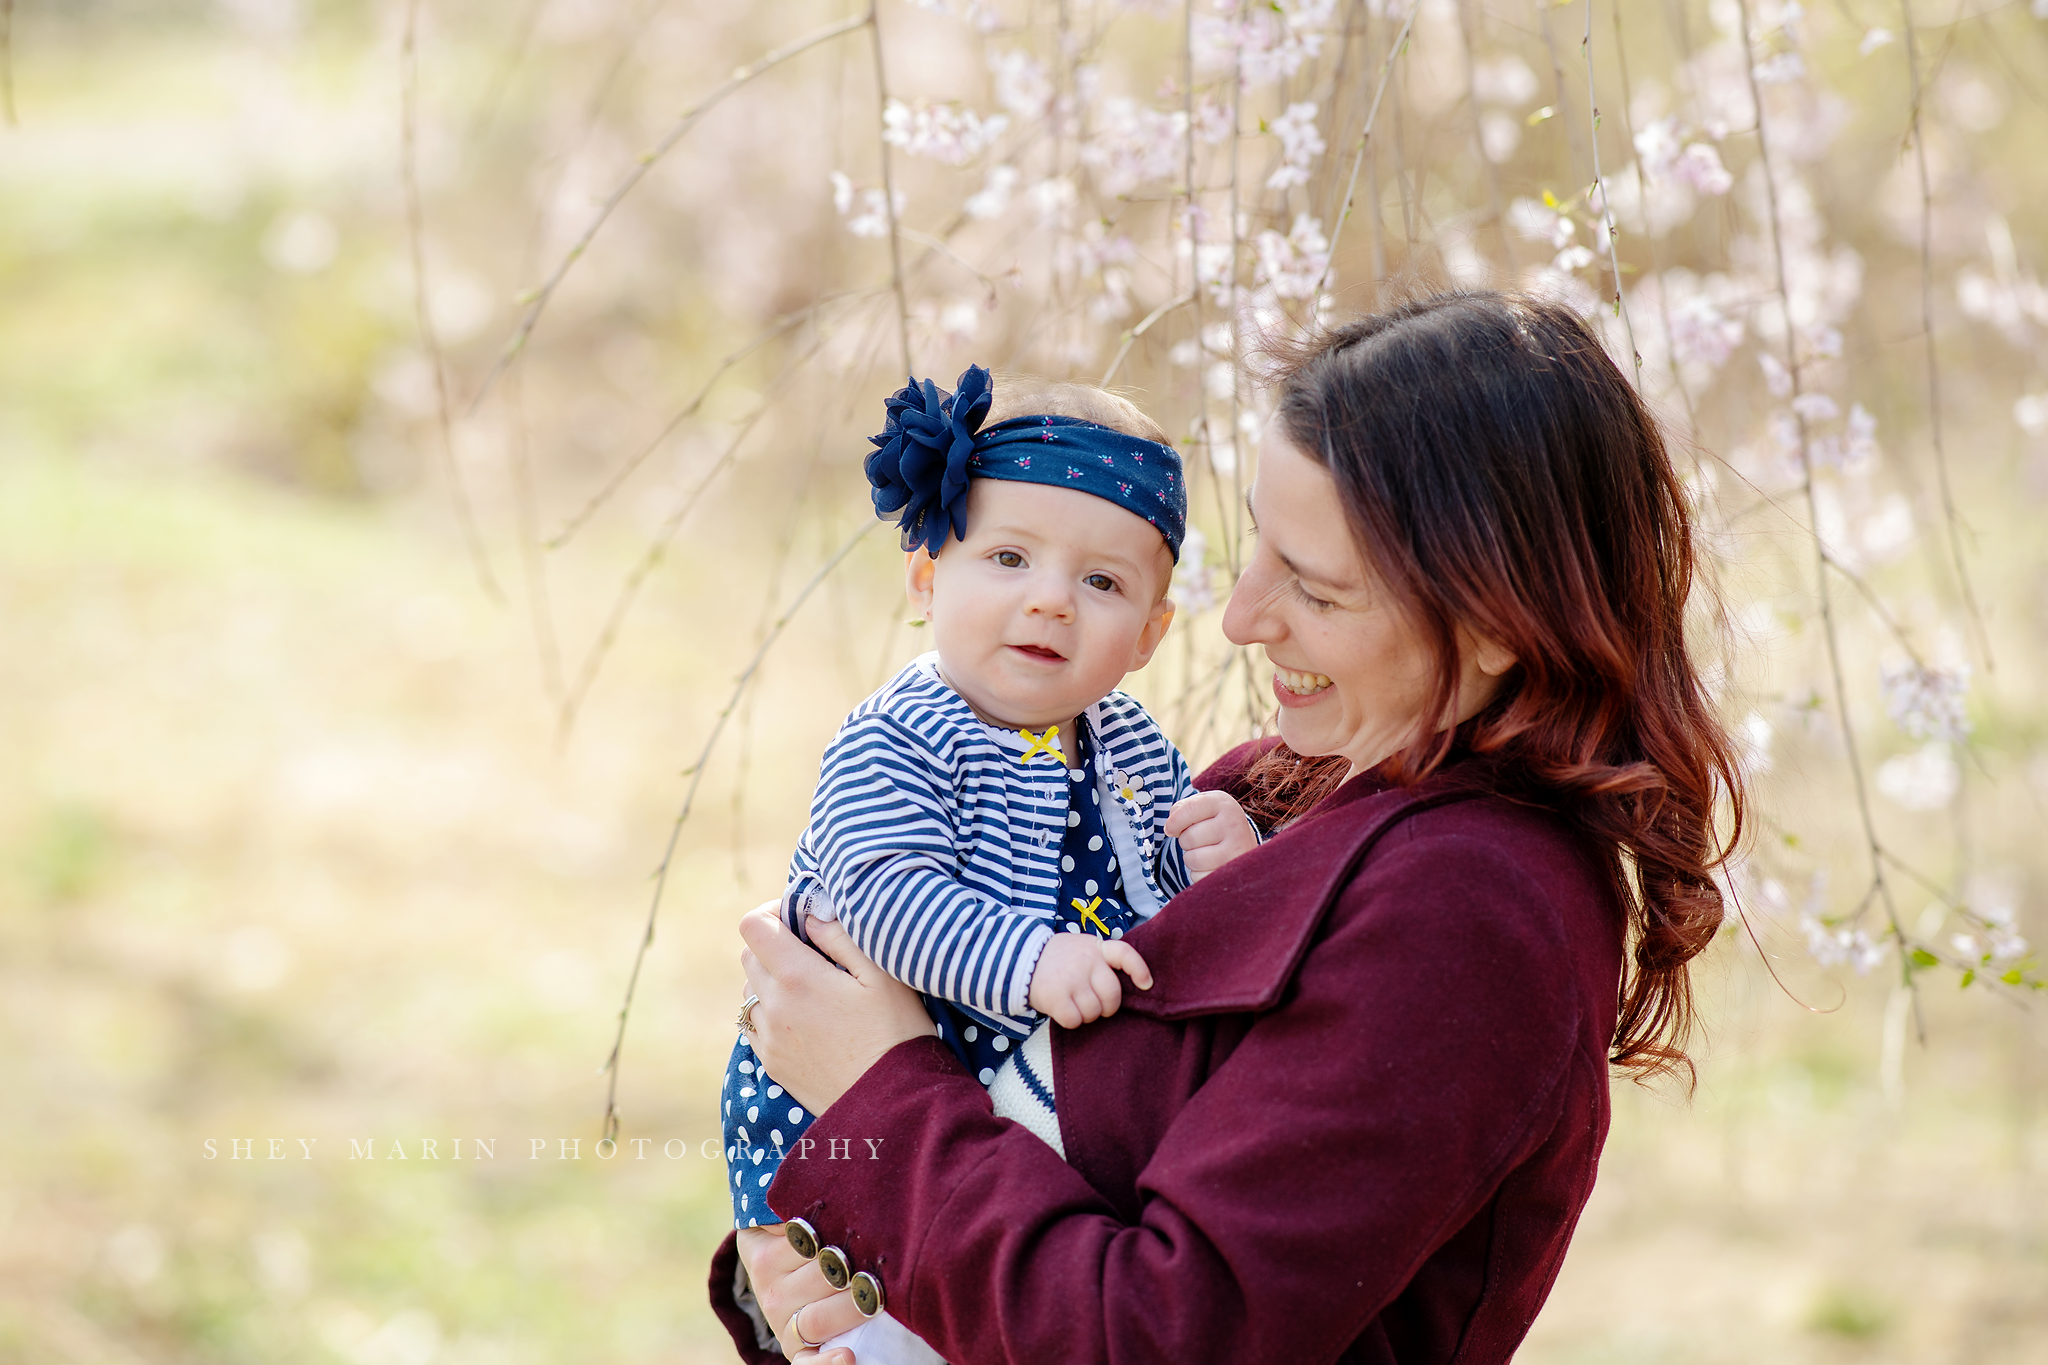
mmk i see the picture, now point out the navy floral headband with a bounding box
[864,364,1186,561]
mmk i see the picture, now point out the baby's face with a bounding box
[910,479,1176,732]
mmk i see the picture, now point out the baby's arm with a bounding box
[812,713,1055,1019]
[1163,789,1260,881]
[1026,933,1154,1028]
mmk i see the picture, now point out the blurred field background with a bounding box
[2,0,2044,1362]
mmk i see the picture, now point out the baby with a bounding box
[722,365,1257,1357]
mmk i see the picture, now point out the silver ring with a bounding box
[737,993,761,1035]
[788,1307,823,1351]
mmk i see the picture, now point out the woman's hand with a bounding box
[739,908,936,1115]
[736,1225,859,1363]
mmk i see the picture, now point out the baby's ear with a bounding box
[1130,595,1175,669]
[904,549,937,619]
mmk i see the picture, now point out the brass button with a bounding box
[849,1270,884,1318]
[784,1219,819,1260]
[816,1244,851,1289]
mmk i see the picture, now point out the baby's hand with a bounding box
[1163,790,1260,881]
[1027,932,1153,1029]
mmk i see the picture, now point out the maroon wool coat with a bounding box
[709,745,1625,1364]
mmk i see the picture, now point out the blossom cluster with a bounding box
[1263,103,1325,190]
[883,99,1009,166]
[1801,913,1891,975]
[1879,662,1972,745]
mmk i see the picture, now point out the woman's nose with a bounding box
[1221,556,1276,647]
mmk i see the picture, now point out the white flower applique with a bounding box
[1111,768,1155,854]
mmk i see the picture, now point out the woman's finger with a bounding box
[787,1288,868,1352]
[804,916,884,983]
[736,1224,806,1282]
[736,901,936,1114]
[739,905,811,979]
[741,1241,868,1355]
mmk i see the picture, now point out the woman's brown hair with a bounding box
[1241,289,1745,1087]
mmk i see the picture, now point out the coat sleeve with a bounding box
[811,711,1054,1020]
[764,830,1590,1365]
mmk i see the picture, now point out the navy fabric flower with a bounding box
[865,365,993,554]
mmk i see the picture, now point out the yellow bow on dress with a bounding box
[1071,896,1111,937]
[1018,725,1064,765]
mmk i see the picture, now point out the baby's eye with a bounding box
[1084,572,1119,593]
[993,550,1025,568]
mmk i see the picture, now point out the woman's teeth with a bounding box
[1276,667,1333,696]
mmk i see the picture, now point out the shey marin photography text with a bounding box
[201,1136,890,1163]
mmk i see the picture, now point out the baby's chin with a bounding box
[944,662,1104,732]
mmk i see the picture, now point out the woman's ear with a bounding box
[905,549,937,621]
[1469,629,1518,678]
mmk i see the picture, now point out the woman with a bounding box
[711,290,1742,1364]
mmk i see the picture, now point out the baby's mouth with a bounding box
[1276,666,1332,695]
[1011,644,1066,662]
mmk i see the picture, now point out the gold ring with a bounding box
[788,1307,823,1351]
[737,994,761,1035]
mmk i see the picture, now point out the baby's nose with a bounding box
[1023,575,1076,617]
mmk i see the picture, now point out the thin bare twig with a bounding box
[1584,0,1641,384]
[1391,39,1415,249]
[1180,0,1236,589]
[1312,1,1419,303]
[2,0,17,127]
[1365,8,1386,301]
[546,291,868,549]
[1538,0,1589,190]
[599,520,879,1142]
[507,371,566,703]
[1101,291,1197,387]
[467,0,549,143]
[1456,0,1515,270]
[403,0,506,604]
[466,9,869,416]
[1819,547,1928,671]
[1609,1,1699,436]
[552,398,770,748]
[1900,1,1991,670]
[1227,45,1246,562]
[867,1,915,377]
[1735,0,1912,1024]
[898,225,1003,300]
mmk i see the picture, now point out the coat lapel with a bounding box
[1118,783,1483,1019]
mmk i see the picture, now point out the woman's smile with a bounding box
[1273,665,1332,700]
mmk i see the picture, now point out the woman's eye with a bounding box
[1291,579,1336,610]
[1084,573,1119,593]
[993,550,1024,568]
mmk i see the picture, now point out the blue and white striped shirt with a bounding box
[783,653,1196,1041]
